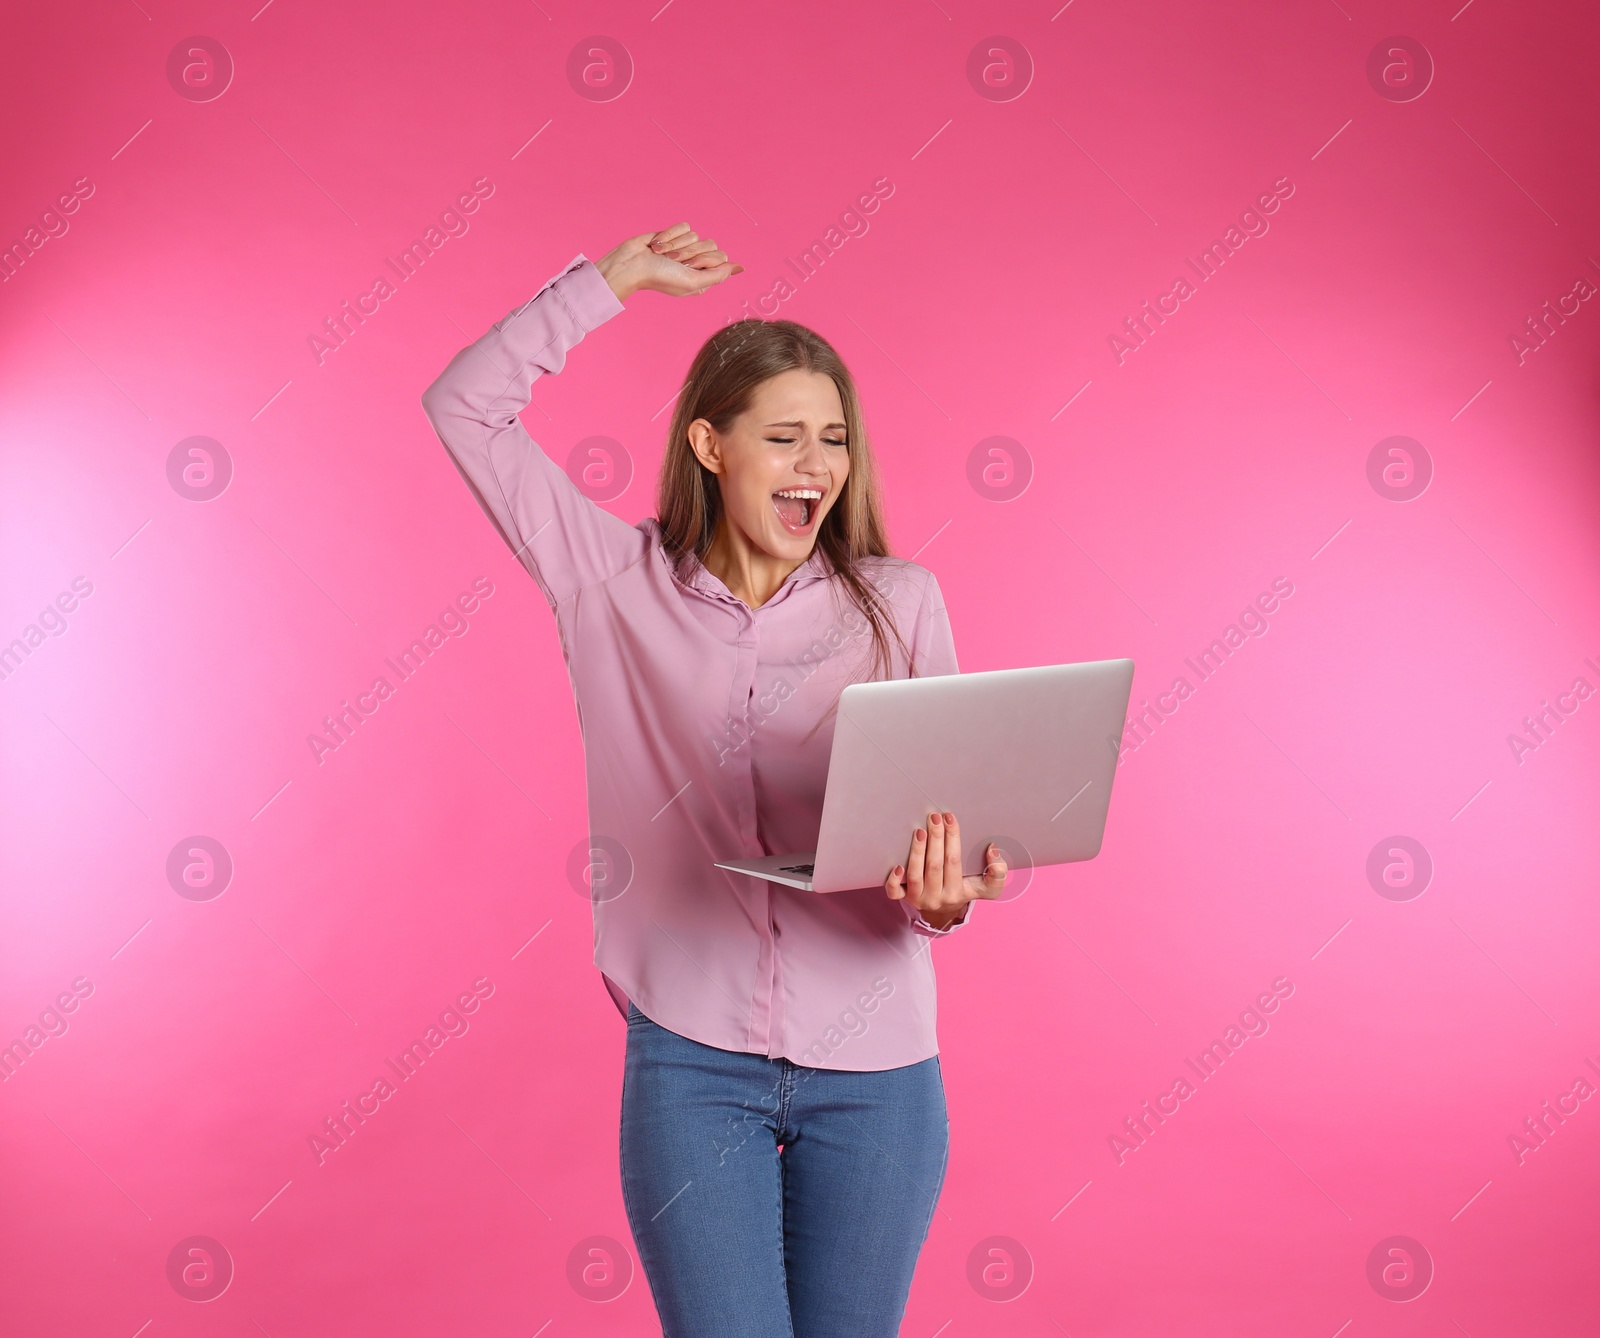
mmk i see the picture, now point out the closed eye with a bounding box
[767,437,848,446]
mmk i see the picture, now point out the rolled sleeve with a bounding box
[903,898,975,937]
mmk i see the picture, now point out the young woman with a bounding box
[422,223,1008,1337]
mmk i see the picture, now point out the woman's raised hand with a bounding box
[884,810,1009,930]
[595,223,743,301]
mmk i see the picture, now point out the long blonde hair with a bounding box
[656,316,914,685]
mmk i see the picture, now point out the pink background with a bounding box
[4,1,1599,1333]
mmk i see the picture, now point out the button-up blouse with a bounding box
[421,254,972,1071]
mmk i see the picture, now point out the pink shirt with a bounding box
[421,254,973,1072]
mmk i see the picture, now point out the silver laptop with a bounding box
[714,658,1135,893]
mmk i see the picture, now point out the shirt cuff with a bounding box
[498,253,626,335]
[904,898,975,937]
[553,253,627,331]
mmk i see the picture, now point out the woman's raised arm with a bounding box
[420,226,742,608]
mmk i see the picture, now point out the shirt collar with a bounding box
[671,538,833,608]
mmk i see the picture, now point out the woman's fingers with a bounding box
[651,226,698,255]
[924,812,946,900]
[678,242,733,273]
[624,226,746,297]
[886,812,1008,909]
[649,222,692,251]
[941,811,962,891]
[984,842,1009,894]
[905,822,928,904]
[680,262,742,297]
[671,238,719,263]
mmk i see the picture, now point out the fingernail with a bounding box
[915,829,925,840]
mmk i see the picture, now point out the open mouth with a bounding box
[771,487,824,535]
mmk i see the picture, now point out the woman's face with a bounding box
[689,369,851,562]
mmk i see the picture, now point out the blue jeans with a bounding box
[620,1000,950,1337]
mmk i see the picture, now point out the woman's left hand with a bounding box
[884,810,1008,930]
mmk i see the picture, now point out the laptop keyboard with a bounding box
[778,863,815,875]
